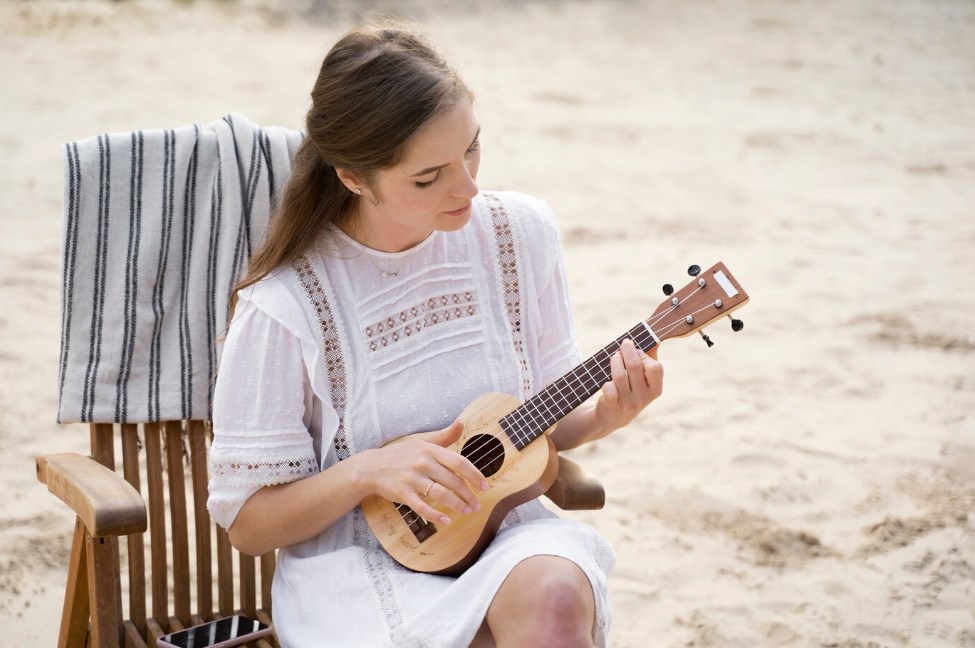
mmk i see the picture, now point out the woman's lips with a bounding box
[444,202,472,217]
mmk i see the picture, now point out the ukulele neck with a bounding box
[499,321,658,449]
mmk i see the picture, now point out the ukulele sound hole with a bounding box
[460,434,506,478]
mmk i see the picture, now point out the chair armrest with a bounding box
[36,452,147,537]
[544,455,606,511]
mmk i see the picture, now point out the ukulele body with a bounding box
[360,391,559,576]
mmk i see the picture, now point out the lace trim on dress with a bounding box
[210,439,319,487]
[292,255,352,462]
[484,192,532,399]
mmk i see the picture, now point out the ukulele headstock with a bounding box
[648,262,749,345]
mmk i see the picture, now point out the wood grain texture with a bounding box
[57,518,91,648]
[36,453,147,537]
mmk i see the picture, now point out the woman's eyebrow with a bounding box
[408,163,447,178]
[407,127,481,178]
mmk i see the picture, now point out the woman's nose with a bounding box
[455,166,478,200]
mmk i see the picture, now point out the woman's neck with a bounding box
[339,205,431,253]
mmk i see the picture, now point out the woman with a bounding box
[207,22,663,648]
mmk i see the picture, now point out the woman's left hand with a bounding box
[592,338,663,435]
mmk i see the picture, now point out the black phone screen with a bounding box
[161,615,269,648]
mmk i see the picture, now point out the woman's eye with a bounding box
[467,137,480,154]
[414,170,440,188]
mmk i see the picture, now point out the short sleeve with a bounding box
[206,299,319,529]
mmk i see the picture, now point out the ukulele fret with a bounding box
[501,323,658,449]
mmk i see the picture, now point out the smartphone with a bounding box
[156,615,273,648]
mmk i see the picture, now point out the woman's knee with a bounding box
[488,556,595,647]
[534,564,594,635]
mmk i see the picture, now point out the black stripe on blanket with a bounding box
[149,129,177,421]
[260,130,276,208]
[244,126,261,256]
[178,125,201,419]
[58,142,82,423]
[206,152,223,419]
[227,117,264,306]
[116,131,144,422]
[227,122,247,307]
[83,134,112,421]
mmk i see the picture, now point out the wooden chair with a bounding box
[37,121,605,648]
[37,421,278,648]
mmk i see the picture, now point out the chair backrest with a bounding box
[89,421,275,643]
[52,117,300,645]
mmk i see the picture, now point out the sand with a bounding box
[1,0,973,645]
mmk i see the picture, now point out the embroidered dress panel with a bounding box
[362,289,478,353]
[292,255,355,462]
[484,192,532,400]
[315,228,499,441]
[358,263,484,382]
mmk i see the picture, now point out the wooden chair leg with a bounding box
[87,533,122,648]
[59,518,91,648]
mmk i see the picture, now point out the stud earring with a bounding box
[352,188,361,195]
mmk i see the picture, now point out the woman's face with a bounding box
[347,97,481,252]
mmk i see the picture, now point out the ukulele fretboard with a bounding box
[500,321,658,449]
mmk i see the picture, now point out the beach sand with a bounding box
[1,0,973,645]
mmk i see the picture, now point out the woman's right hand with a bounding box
[359,420,489,525]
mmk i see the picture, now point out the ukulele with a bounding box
[361,261,749,575]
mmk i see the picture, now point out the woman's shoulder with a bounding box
[240,264,296,302]
[234,262,317,330]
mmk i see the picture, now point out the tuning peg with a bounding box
[687,264,701,277]
[699,331,715,347]
[728,316,744,332]
[662,284,674,296]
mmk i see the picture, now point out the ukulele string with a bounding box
[460,340,630,468]
[458,323,660,472]
[494,323,661,453]
[645,281,707,331]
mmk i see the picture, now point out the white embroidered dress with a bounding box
[208,191,616,648]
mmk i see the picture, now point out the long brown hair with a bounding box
[231,22,471,311]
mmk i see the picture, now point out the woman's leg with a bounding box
[482,555,596,648]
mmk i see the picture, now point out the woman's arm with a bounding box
[551,339,663,451]
[228,421,488,556]
[227,449,372,556]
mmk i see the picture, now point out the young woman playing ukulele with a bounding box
[208,21,663,648]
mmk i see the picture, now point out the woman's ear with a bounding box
[334,167,364,194]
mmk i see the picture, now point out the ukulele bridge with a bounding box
[396,504,438,543]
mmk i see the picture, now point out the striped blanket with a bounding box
[57,114,304,424]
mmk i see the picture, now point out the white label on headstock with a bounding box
[714,270,739,298]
